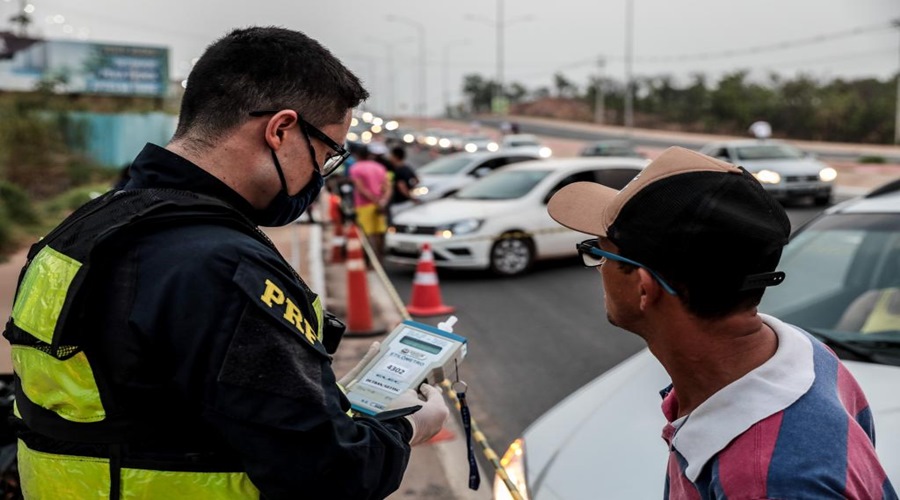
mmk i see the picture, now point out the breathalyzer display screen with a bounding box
[399,335,442,355]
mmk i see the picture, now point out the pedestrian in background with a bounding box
[386,145,419,218]
[349,144,392,261]
[4,26,447,499]
[547,147,895,499]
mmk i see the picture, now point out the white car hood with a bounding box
[523,350,900,500]
[738,158,827,176]
[392,198,519,226]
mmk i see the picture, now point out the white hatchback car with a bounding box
[501,134,553,158]
[387,157,648,276]
[699,140,837,205]
[495,182,900,499]
[410,151,541,203]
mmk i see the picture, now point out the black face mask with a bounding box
[251,147,324,227]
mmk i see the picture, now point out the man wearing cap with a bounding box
[548,147,896,499]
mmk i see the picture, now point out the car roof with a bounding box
[703,139,793,148]
[505,157,649,171]
[441,150,542,161]
[829,180,900,215]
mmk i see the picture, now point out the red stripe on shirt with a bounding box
[716,411,783,497]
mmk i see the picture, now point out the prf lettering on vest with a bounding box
[260,279,317,345]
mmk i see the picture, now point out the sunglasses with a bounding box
[249,110,350,177]
[576,238,677,295]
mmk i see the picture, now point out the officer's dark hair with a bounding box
[390,146,406,161]
[174,26,368,148]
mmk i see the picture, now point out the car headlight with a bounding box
[425,136,438,146]
[494,438,530,500]
[487,142,499,152]
[438,138,452,148]
[411,186,430,198]
[435,218,483,238]
[539,147,552,158]
[465,143,478,153]
[819,167,837,182]
[753,169,781,184]
[403,133,415,143]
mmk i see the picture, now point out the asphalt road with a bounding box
[383,178,834,453]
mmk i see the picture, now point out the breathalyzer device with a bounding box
[345,318,468,416]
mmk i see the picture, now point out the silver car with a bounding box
[699,140,837,205]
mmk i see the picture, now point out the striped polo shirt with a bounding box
[661,314,897,499]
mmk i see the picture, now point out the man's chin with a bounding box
[606,313,619,328]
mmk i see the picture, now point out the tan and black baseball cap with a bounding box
[548,146,791,292]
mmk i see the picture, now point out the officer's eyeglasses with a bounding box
[576,238,677,295]
[249,110,350,177]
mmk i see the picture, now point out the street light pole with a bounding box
[893,18,900,145]
[443,39,470,118]
[594,56,606,125]
[465,2,532,116]
[386,15,427,130]
[624,0,634,133]
[367,37,414,116]
[497,0,504,113]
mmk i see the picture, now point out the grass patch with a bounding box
[858,155,886,164]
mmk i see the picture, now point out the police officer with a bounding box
[3,27,448,499]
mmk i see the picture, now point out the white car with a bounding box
[501,134,553,158]
[495,182,900,499]
[410,151,541,203]
[462,135,499,153]
[699,140,837,205]
[387,158,648,276]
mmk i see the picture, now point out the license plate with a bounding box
[396,241,420,253]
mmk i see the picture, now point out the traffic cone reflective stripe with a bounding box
[329,194,345,264]
[406,243,455,317]
[345,226,381,336]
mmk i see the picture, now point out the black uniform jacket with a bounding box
[84,143,412,499]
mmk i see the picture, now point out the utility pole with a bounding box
[624,0,634,133]
[442,39,469,118]
[9,0,33,37]
[594,56,606,125]
[386,15,426,130]
[893,18,900,145]
[465,2,532,116]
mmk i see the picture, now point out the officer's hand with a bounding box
[389,385,449,446]
[337,342,381,389]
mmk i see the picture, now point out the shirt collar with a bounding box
[126,143,257,219]
[660,314,815,481]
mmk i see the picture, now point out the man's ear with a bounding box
[637,267,663,310]
[264,110,298,150]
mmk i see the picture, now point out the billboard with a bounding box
[0,32,169,97]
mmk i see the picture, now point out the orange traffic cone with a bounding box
[406,243,455,317]
[345,226,382,336]
[329,194,345,264]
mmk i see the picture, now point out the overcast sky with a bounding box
[3,0,898,115]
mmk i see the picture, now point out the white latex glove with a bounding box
[337,341,381,389]
[388,384,450,446]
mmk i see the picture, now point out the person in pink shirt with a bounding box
[349,145,392,260]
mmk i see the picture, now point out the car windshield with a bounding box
[506,140,539,147]
[416,156,474,175]
[759,212,900,366]
[734,144,805,160]
[455,170,550,200]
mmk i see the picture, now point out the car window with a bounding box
[417,156,473,175]
[543,171,598,204]
[734,144,805,161]
[455,170,551,200]
[708,147,730,160]
[506,140,539,147]
[759,212,900,366]
[593,168,642,190]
